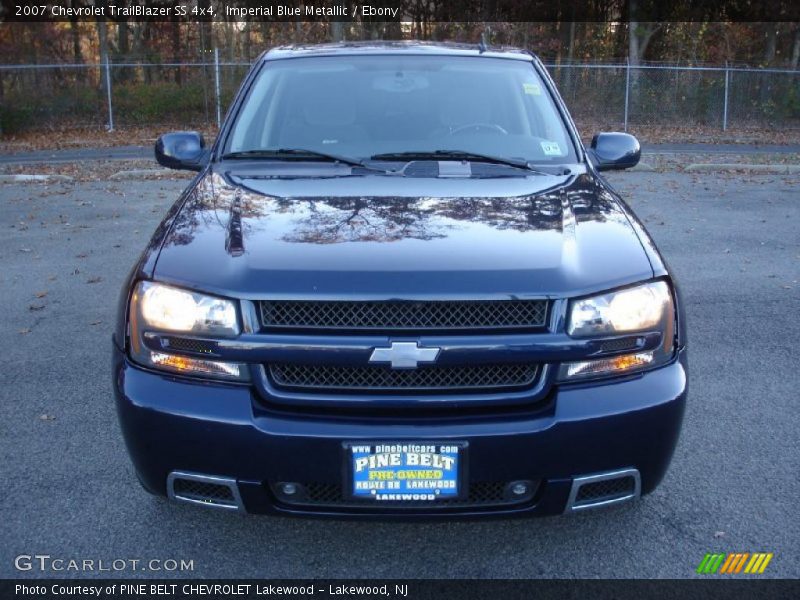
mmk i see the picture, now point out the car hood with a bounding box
[153,169,653,299]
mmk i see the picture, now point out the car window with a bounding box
[227,55,576,164]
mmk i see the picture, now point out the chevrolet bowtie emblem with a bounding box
[369,342,440,369]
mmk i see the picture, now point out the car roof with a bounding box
[263,41,536,62]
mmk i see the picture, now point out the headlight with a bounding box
[567,280,672,337]
[139,281,239,336]
[560,280,676,381]
[128,281,247,381]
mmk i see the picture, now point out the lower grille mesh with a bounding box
[274,481,537,509]
[268,363,539,393]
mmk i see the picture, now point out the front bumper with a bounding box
[113,345,687,519]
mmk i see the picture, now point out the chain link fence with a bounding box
[549,63,800,132]
[0,57,798,135]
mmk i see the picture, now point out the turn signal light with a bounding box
[150,352,245,380]
[559,351,654,381]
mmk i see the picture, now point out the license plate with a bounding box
[347,442,464,501]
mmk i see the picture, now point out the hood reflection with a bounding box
[163,173,622,254]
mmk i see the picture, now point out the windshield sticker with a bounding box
[541,141,561,156]
[523,83,541,95]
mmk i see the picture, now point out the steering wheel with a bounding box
[448,123,508,136]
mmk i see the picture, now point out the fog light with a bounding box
[150,351,245,380]
[510,482,528,496]
[559,351,654,381]
[281,483,298,496]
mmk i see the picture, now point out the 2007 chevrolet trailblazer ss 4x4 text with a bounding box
[113,42,687,518]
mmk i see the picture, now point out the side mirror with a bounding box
[588,132,640,171]
[155,131,208,171]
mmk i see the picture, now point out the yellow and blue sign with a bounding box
[350,443,460,501]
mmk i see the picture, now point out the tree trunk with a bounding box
[117,22,129,56]
[791,28,800,69]
[244,22,251,62]
[96,20,108,63]
[96,17,108,92]
[385,21,402,40]
[70,17,82,63]
[69,11,83,83]
[172,21,181,85]
[330,22,344,42]
[564,19,577,95]
[628,13,662,114]
[764,25,777,66]
[117,21,129,83]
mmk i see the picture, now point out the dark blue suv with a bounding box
[113,42,687,518]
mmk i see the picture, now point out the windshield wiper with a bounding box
[222,148,397,174]
[369,150,565,175]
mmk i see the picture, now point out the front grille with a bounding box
[259,299,548,333]
[575,476,636,503]
[268,363,539,393]
[272,481,538,510]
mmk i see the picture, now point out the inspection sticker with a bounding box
[541,141,562,156]
[523,83,542,95]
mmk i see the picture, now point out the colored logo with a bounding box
[696,552,773,574]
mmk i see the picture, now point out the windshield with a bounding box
[226,55,577,165]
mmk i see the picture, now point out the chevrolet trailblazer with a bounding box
[113,42,687,518]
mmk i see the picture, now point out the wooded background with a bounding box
[1,12,799,136]
[3,20,799,68]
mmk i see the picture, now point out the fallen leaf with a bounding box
[86,276,103,284]
[19,328,31,334]
[34,291,48,298]
[29,303,45,311]
[39,414,56,421]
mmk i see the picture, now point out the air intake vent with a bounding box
[259,299,548,334]
[565,468,641,512]
[575,476,636,503]
[167,472,243,512]
[161,337,219,356]
[599,337,640,354]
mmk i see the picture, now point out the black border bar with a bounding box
[3,579,800,600]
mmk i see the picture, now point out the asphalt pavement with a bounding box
[0,170,798,578]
